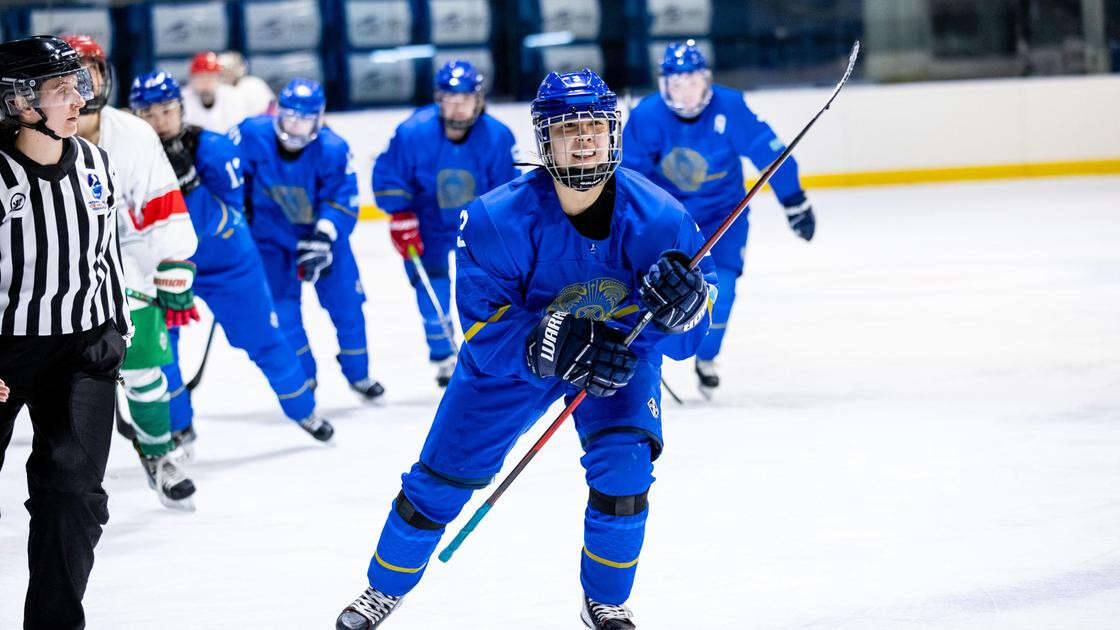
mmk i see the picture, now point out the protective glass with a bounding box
[133,98,181,123]
[134,99,183,140]
[533,110,622,191]
[4,68,95,114]
[273,106,322,151]
[435,91,482,130]
[658,70,713,119]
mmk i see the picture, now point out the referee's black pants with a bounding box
[0,322,125,630]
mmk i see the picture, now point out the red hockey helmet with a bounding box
[190,51,221,75]
[60,34,112,115]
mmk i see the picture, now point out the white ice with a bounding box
[3,176,1119,629]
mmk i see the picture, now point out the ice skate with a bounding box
[581,594,637,629]
[298,414,335,442]
[350,377,386,402]
[695,359,719,400]
[434,355,456,388]
[336,587,402,629]
[140,446,196,511]
[171,424,197,463]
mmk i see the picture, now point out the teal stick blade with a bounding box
[438,503,491,562]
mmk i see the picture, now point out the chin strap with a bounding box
[14,107,64,141]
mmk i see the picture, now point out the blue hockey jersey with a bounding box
[455,167,717,384]
[235,116,360,249]
[622,84,806,225]
[373,104,518,236]
[183,127,256,276]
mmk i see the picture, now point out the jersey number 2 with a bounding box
[456,209,468,248]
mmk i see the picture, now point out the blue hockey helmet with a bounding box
[435,59,483,94]
[660,40,709,75]
[434,60,484,131]
[658,40,713,119]
[128,70,187,139]
[274,78,325,151]
[129,70,182,110]
[530,68,621,191]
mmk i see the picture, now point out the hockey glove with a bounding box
[389,211,423,258]
[154,260,201,328]
[162,129,201,194]
[525,311,637,397]
[640,250,708,333]
[297,221,335,283]
[784,198,816,241]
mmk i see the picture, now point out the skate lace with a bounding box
[589,600,633,622]
[695,360,717,377]
[349,588,400,621]
[158,454,188,488]
[300,415,325,431]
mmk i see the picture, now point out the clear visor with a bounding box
[533,110,622,191]
[659,70,713,119]
[7,68,95,111]
[133,98,181,121]
[435,91,482,130]
[273,107,322,150]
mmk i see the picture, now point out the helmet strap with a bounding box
[17,107,64,141]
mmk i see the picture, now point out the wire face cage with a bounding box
[533,109,622,191]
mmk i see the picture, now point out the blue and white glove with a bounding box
[784,198,816,241]
[297,220,336,283]
[639,250,708,333]
[525,311,637,397]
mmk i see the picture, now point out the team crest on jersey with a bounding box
[266,185,315,224]
[714,114,726,134]
[659,147,727,192]
[547,277,629,321]
[437,169,476,210]
[85,173,108,214]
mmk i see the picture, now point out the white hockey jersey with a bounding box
[234,75,275,117]
[97,106,197,308]
[182,83,250,134]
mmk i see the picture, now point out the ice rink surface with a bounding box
[3,176,1119,629]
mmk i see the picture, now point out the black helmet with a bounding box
[0,36,94,140]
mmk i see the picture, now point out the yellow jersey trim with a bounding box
[464,304,511,342]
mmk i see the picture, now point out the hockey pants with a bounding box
[365,350,662,605]
[257,238,370,385]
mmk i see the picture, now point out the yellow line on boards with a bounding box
[798,159,1120,189]
[356,159,1120,220]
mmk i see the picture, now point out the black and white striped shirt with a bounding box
[0,134,130,338]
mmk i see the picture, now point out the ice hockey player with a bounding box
[336,69,716,629]
[237,79,385,400]
[217,50,275,117]
[623,40,816,397]
[64,34,199,509]
[182,50,249,133]
[130,70,334,444]
[373,60,518,387]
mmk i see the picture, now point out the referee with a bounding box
[0,36,132,629]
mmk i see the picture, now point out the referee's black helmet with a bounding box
[0,36,93,139]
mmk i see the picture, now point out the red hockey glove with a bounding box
[389,211,423,258]
[154,260,201,328]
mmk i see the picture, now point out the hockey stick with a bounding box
[439,41,860,563]
[186,321,218,391]
[408,245,459,355]
[660,376,683,405]
[125,289,216,391]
